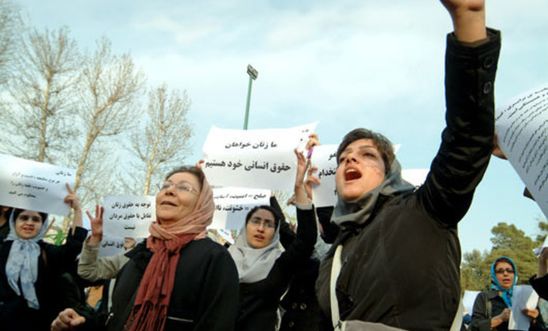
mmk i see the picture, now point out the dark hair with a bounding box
[0,206,13,219]
[12,208,48,224]
[245,205,281,229]
[336,128,395,175]
[165,165,205,189]
[494,257,515,271]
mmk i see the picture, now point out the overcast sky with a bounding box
[17,0,547,253]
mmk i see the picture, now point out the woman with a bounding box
[229,149,317,331]
[314,1,502,330]
[0,185,87,331]
[470,256,545,331]
[52,166,240,331]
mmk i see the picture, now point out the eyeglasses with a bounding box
[157,181,199,195]
[495,268,514,274]
[248,218,276,229]
[17,215,42,223]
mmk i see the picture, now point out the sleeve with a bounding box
[418,29,502,226]
[77,240,129,281]
[193,249,240,331]
[46,226,88,272]
[316,206,337,243]
[531,275,548,301]
[469,292,492,331]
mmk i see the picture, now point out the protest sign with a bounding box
[202,123,317,191]
[102,195,156,238]
[211,187,270,230]
[508,285,539,330]
[495,86,548,216]
[0,154,75,216]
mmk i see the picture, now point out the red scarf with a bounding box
[126,233,195,331]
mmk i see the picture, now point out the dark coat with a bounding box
[236,207,317,331]
[470,290,546,331]
[0,227,88,331]
[315,30,501,331]
[532,275,548,301]
[100,238,239,331]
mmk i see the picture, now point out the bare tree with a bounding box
[127,84,193,195]
[72,37,144,200]
[0,0,20,85]
[0,27,80,162]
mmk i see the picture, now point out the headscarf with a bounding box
[228,210,283,283]
[490,256,518,308]
[332,159,415,226]
[5,209,49,309]
[126,173,215,331]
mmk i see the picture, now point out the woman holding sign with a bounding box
[51,166,240,331]
[229,149,317,331]
[470,256,545,331]
[0,185,87,331]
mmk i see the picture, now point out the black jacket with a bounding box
[315,30,501,331]
[0,227,88,331]
[532,275,548,301]
[470,290,546,331]
[236,207,317,331]
[96,238,239,331]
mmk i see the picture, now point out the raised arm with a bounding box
[441,0,486,43]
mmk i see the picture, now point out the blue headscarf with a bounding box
[489,256,518,308]
[5,210,49,309]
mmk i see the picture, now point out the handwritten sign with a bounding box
[202,123,317,191]
[210,187,270,230]
[102,195,156,238]
[0,154,75,215]
[97,235,126,257]
[495,86,548,217]
[309,144,423,207]
[508,285,539,330]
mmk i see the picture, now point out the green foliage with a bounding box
[461,218,547,290]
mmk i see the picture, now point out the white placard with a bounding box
[102,195,156,238]
[462,290,480,315]
[0,154,75,216]
[508,285,539,330]
[495,86,548,217]
[211,187,270,230]
[98,235,126,257]
[309,145,425,207]
[201,123,317,191]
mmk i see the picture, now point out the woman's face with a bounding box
[15,210,44,239]
[335,138,386,202]
[494,261,515,290]
[246,208,276,249]
[156,172,201,224]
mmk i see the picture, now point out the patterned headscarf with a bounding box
[490,256,518,308]
[5,209,49,309]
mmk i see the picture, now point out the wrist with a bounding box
[87,235,102,247]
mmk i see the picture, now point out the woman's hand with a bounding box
[50,308,86,331]
[86,205,104,247]
[294,149,311,205]
[440,0,487,43]
[522,308,539,320]
[64,184,83,231]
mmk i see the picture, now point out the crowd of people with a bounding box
[0,0,546,330]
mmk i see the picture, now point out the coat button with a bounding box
[291,303,298,309]
[288,321,295,328]
[483,56,494,69]
[482,81,492,94]
[300,303,307,310]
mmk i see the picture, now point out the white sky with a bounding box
[16,0,547,253]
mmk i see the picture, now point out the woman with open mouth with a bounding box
[470,256,545,330]
[229,149,317,331]
[0,184,87,331]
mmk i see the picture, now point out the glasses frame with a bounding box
[157,181,199,195]
[248,217,276,229]
[494,268,515,274]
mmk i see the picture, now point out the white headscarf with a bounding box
[228,219,283,284]
[5,210,49,309]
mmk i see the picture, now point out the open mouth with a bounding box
[254,235,265,241]
[344,168,362,181]
[160,201,177,207]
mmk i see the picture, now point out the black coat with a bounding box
[97,238,239,331]
[470,290,546,331]
[236,207,317,331]
[0,227,88,331]
[532,275,548,301]
[315,30,501,331]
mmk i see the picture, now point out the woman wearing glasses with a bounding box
[52,166,240,331]
[229,149,317,331]
[470,256,545,331]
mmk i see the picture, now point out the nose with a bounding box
[345,153,357,164]
[257,223,266,231]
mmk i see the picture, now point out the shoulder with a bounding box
[185,238,233,259]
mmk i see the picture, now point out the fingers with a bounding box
[305,133,320,150]
[65,183,74,194]
[196,159,205,169]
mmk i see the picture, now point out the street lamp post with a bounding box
[243,64,258,130]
